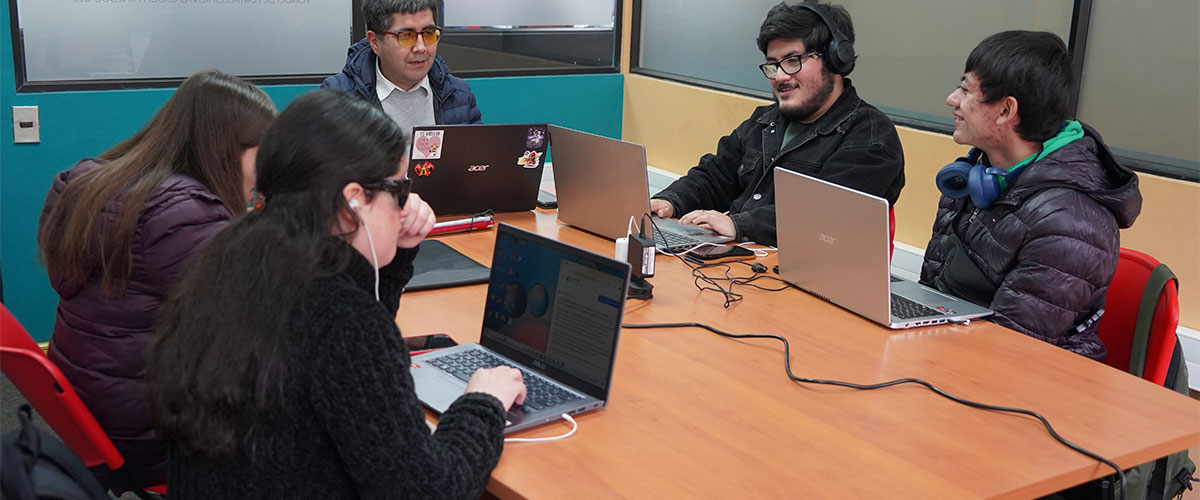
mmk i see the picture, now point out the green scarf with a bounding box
[999,120,1083,190]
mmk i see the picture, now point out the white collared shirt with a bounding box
[375,59,436,132]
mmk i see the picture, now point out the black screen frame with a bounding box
[479,223,631,402]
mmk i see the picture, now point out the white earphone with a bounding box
[349,198,380,301]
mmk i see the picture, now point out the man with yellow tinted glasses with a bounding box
[323,0,482,129]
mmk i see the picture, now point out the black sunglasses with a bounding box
[362,177,412,209]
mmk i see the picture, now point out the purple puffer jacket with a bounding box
[40,159,232,489]
[920,123,1142,361]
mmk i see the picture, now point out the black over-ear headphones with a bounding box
[794,2,856,76]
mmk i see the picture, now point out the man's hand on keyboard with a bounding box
[465,366,527,410]
[650,198,674,218]
[679,209,736,238]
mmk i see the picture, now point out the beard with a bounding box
[776,69,836,123]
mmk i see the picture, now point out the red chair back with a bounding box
[1096,248,1180,385]
[888,207,896,259]
[0,304,125,470]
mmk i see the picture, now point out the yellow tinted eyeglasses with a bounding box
[382,27,442,48]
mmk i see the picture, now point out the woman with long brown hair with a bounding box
[37,69,276,491]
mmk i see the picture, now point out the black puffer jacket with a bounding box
[920,123,1141,360]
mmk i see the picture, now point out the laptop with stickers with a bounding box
[408,124,549,216]
[411,223,631,433]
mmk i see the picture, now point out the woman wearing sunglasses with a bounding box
[148,90,525,498]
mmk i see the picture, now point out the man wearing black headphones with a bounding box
[650,1,905,247]
[920,31,1142,361]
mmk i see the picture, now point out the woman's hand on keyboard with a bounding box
[465,366,527,410]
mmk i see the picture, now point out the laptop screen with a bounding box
[481,224,630,400]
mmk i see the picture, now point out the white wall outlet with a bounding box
[13,106,40,144]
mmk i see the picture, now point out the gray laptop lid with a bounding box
[408,124,548,216]
[547,125,734,249]
[548,125,652,241]
[774,168,991,328]
[411,223,631,433]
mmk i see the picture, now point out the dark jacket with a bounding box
[920,123,1142,361]
[321,38,482,125]
[652,82,905,246]
[168,244,508,499]
[40,159,232,489]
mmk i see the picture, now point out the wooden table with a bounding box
[397,210,1200,499]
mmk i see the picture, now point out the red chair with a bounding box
[888,207,896,259]
[1096,248,1180,386]
[0,304,167,497]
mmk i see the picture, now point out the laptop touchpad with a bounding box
[413,370,466,414]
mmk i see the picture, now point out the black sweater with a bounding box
[167,244,507,499]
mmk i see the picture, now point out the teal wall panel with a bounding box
[468,73,624,140]
[1,6,621,340]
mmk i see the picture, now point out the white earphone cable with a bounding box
[504,413,578,443]
[353,201,381,302]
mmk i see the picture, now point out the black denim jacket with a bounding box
[653,82,905,246]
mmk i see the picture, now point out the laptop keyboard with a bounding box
[653,230,703,253]
[890,294,945,320]
[426,349,581,413]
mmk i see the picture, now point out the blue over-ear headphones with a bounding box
[935,148,1031,208]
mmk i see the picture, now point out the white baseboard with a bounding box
[1178,326,1200,391]
[890,241,926,282]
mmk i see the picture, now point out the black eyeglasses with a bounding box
[381,27,442,48]
[363,177,412,209]
[759,51,821,79]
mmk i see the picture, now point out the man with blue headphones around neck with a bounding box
[649,1,905,247]
[920,31,1143,362]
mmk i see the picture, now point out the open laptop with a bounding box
[411,223,631,433]
[547,125,734,252]
[408,124,549,216]
[774,168,993,329]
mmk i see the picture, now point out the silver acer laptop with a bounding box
[547,125,734,252]
[411,223,631,433]
[774,168,993,329]
[408,124,549,215]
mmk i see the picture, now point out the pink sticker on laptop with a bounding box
[412,130,444,160]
